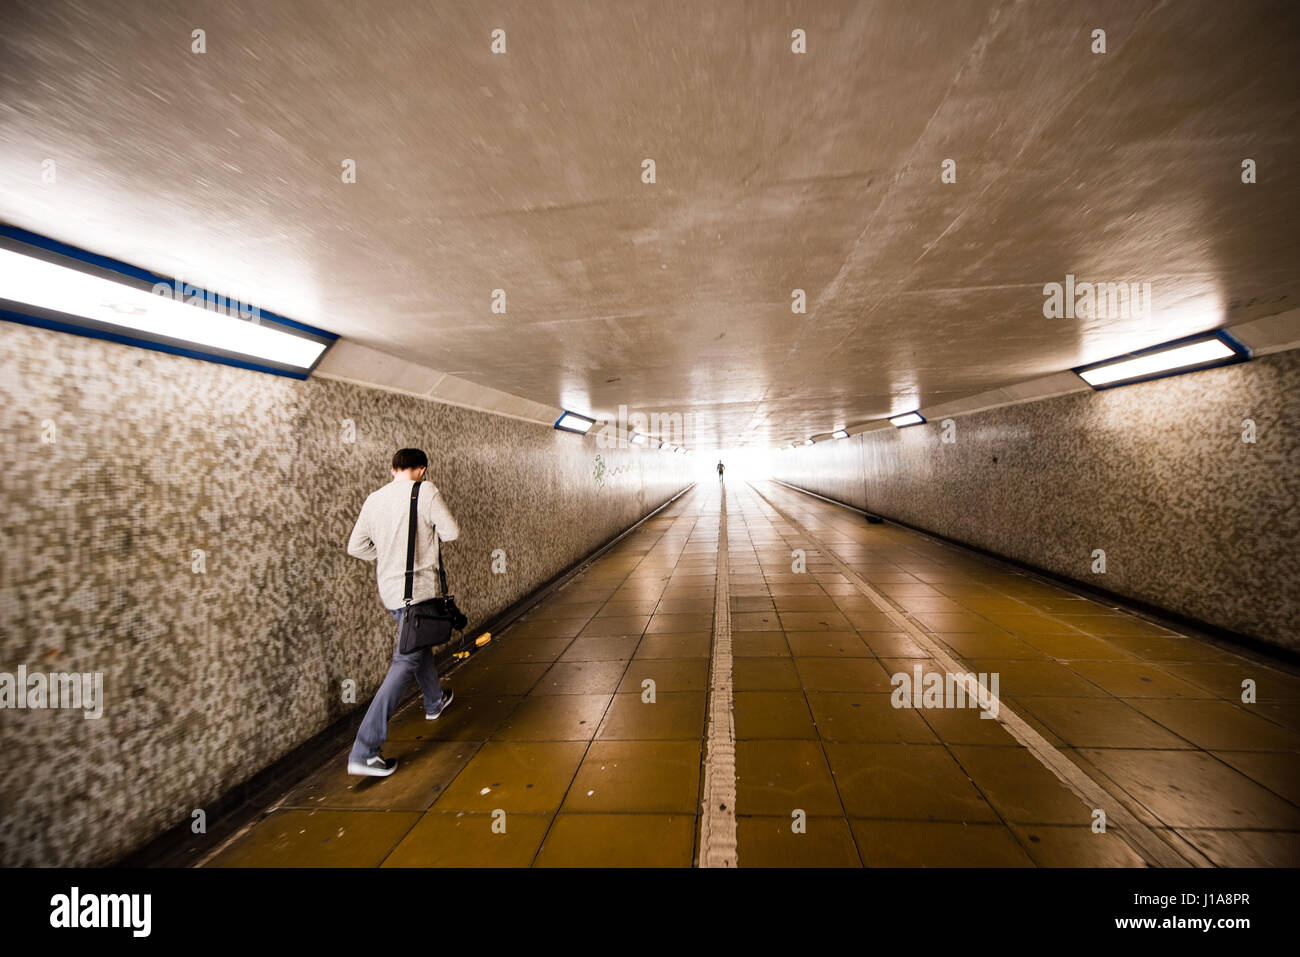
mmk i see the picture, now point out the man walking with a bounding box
[345,448,460,777]
[717,460,725,483]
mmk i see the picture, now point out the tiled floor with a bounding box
[204,480,1300,867]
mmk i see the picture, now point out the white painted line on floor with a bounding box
[748,481,1200,869]
[699,483,738,867]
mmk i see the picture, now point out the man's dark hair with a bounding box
[392,448,428,470]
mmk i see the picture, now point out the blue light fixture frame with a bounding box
[1072,329,1250,391]
[0,224,337,380]
[889,412,927,427]
[553,410,596,434]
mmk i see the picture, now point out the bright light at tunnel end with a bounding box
[1074,331,1248,389]
[0,227,335,377]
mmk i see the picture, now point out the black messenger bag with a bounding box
[397,480,468,654]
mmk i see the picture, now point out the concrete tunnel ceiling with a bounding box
[1,0,1298,450]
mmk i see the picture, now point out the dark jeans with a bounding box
[348,606,445,763]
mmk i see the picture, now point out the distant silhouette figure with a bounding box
[717,460,725,483]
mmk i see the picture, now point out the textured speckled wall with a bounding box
[0,322,692,866]
[772,349,1300,653]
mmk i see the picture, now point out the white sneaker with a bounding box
[347,755,397,777]
[426,688,455,720]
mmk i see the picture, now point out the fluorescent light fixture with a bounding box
[1074,331,1247,389]
[554,411,596,434]
[629,432,647,446]
[803,438,814,446]
[889,412,925,428]
[0,227,334,377]
[831,428,850,439]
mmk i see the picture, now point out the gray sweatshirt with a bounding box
[347,478,460,610]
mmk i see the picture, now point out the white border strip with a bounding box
[313,370,561,427]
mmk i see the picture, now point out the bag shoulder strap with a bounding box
[403,480,420,605]
[405,479,451,602]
